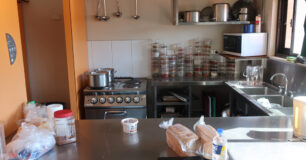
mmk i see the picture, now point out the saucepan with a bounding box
[88,71,109,88]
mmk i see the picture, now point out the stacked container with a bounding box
[151,42,160,78]
[160,44,169,78]
[218,56,227,77]
[193,47,203,78]
[176,46,185,77]
[184,47,193,77]
[168,54,176,78]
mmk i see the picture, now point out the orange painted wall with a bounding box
[63,0,89,119]
[0,0,28,136]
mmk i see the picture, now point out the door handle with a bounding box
[104,111,127,120]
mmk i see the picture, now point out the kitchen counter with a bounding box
[151,76,238,86]
[38,116,305,160]
[225,81,293,117]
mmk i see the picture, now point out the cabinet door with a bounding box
[0,0,28,136]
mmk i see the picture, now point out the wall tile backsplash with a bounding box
[87,40,151,78]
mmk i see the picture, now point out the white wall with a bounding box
[22,0,70,106]
[85,0,243,76]
[87,40,151,77]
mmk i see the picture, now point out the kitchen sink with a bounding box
[240,87,278,95]
[250,95,293,108]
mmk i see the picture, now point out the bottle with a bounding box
[212,128,228,160]
[255,14,261,33]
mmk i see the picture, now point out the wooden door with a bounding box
[0,0,28,136]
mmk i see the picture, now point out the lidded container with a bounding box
[54,110,76,145]
[0,121,6,160]
[293,97,306,139]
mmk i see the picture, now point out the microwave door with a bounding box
[224,36,242,53]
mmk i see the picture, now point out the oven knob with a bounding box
[90,97,98,104]
[99,97,106,104]
[133,96,140,103]
[108,97,115,104]
[116,97,123,103]
[124,97,131,103]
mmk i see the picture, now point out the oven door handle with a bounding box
[104,111,127,120]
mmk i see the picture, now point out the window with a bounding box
[276,0,306,55]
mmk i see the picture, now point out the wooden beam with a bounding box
[62,0,89,120]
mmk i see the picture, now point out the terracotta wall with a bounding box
[0,0,28,136]
[63,0,89,119]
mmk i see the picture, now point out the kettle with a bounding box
[293,96,306,138]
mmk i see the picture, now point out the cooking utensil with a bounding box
[96,68,115,84]
[113,0,122,18]
[101,0,110,21]
[88,71,109,88]
[213,3,230,22]
[200,7,213,21]
[184,11,200,23]
[132,0,140,20]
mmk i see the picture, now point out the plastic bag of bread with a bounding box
[159,118,199,157]
[193,116,217,159]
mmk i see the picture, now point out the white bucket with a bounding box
[121,118,139,134]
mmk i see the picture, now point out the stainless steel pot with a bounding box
[184,11,200,23]
[95,68,115,83]
[213,3,230,22]
[88,71,109,88]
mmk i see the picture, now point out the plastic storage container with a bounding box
[54,110,76,145]
[0,121,5,160]
[212,128,228,160]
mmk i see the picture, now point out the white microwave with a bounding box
[223,33,267,57]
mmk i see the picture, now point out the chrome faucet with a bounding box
[270,73,288,95]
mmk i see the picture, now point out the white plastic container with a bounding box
[0,121,6,160]
[121,118,139,134]
[255,14,261,33]
[212,128,228,160]
[54,110,76,145]
[47,104,63,131]
[293,97,306,138]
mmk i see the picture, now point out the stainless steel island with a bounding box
[39,116,305,160]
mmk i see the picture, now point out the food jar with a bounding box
[54,110,76,145]
[185,71,193,77]
[194,71,202,77]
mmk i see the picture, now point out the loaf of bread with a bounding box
[195,124,217,143]
[166,124,199,157]
[195,124,217,159]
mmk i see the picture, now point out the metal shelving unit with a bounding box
[172,0,251,26]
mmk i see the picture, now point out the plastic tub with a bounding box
[121,118,139,134]
[54,110,76,145]
[185,71,193,77]
[194,71,202,77]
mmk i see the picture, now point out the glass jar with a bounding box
[54,110,76,145]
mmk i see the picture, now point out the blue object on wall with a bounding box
[5,33,17,65]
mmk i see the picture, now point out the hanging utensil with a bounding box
[113,0,122,18]
[132,0,140,20]
[101,0,110,21]
[96,0,103,21]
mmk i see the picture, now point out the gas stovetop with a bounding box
[84,78,147,94]
[84,78,147,107]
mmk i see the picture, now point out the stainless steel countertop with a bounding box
[39,116,296,160]
[225,81,293,116]
[151,76,239,86]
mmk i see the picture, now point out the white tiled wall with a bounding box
[87,40,151,78]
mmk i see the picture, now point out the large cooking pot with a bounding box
[213,3,230,22]
[88,71,109,88]
[184,11,200,23]
[96,68,115,83]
